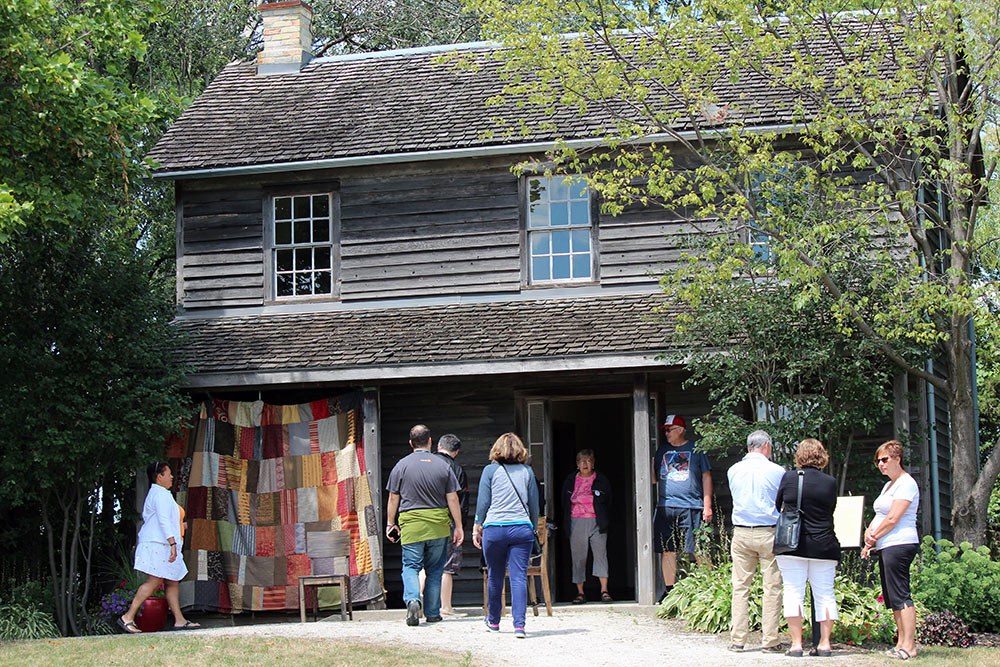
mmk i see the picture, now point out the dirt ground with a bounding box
[193,604,884,667]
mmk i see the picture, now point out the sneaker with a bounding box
[406,599,421,627]
[484,619,500,632]
[425,615,443,623]
[762,644,787,653]
[728,644,746,653]
[514,627,526,639]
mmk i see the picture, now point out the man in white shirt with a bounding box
[727,430,786,653]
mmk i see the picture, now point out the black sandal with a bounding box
[572,594,586,604]
[601,591,613,603]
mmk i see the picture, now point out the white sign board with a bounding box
[833,495,866,549]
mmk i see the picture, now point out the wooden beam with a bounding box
[362,388,382,530]
[632,373,654,605]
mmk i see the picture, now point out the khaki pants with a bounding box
[730,526,783,647]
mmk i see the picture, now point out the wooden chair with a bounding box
[299,529,353,622]
[481,516,553,617]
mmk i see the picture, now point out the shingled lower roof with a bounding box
[148,17,894,174]
[174,293,679,387]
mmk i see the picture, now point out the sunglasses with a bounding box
[875,456,892,465]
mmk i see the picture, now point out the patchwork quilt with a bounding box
[165,394,384,612]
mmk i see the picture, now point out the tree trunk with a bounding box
[947,314,989,545]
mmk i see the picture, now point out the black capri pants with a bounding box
[878,543,919,610]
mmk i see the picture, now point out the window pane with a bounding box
[293,220,310,244]
[293,195,310,219]
[552,230,570,254]
[275,221,291,245]
[314,247,331,269]
[570,200,590,225]
[569,178,588,199]
[530,232,550,256]
[295,272,312,295]
[528,202,548,228]
[572,253,591,279]
[274,197,292,221]
[295,248,312,270]
[550,201,569,226]
[313,218,329,243]
[571,229,590,252]
[276,273,294,296]
[532,257,550,281]
[312,194,329,219]
[552,254,570,279]
[549,178,568,201]
[276,249,293,272]
[315,271,332,294]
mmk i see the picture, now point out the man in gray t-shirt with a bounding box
[385,424,463,626]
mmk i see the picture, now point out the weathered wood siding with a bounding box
[338,158,522,301]
[177,156,680,310]
[178,183,266,308]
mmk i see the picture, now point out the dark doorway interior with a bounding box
[550,397,635,603]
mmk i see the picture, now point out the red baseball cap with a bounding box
[661,414,686,430]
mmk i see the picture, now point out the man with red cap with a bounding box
[653,414,713,603]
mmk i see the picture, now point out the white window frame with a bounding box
[522,175,598,285]
[264,189,340,301]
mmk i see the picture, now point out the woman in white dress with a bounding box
[118,461,200,633]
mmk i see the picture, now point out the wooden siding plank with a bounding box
[341,193,518,219]
[341,257,519,282]
[184,224,262,244]
[342,209,517,235]
[184,286,265,302]
[183,275,263,290]
[184,263,263,279]
[341,280,520,300]
[184,251,263,267]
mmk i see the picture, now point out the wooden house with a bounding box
[148,1,952,607]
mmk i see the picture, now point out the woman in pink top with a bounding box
[560,449,613,603]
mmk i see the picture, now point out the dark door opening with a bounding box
[550,397,635,603]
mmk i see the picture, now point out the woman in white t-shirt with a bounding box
[861,440,920,660]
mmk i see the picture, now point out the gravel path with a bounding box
[194,605,876,667]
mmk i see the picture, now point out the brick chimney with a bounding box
[257,1,313,75]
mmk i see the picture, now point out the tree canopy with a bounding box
[464,0,1000,543]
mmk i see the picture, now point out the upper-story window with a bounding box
[526,175,595,284]
[272,192,335,299]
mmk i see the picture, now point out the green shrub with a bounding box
[0,602,59,641]
[831,574,901,646]
[912,537,1000,632]
[657,561,739,633]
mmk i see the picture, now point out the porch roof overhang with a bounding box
[173,292,679,390]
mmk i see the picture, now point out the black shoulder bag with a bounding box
[500,464,542,562]
[773,470,804,555]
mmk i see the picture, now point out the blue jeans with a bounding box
[401,537,448,618]
[482,523,534,630]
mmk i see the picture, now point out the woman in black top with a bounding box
[774,439,841,657]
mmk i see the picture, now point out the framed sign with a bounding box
[833,495,866,549]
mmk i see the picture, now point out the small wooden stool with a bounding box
[299,574,352,622]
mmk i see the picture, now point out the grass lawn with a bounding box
[858,646,1000,666]
[0,635,474,667]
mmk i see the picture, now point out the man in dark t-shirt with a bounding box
[386,425,463,626]
[434,433,468,615]
[652,414,713,603]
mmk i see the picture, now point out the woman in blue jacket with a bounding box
[473,433,539,639]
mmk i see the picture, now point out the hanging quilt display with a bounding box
[164,393,384,612]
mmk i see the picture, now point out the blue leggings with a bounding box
[482,523,534,630]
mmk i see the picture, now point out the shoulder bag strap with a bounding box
[794,470,804,510]
[500,464,532,522]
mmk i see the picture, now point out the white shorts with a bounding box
[775,555,838,621]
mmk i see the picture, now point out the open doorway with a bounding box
[550,397,635,603]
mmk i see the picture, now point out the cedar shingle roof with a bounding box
[174,293,678,377]
[148,18,893,173]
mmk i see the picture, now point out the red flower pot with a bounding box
[135,596,168,633]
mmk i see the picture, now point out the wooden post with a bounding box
[633,373,654,605]
[362,388,382,529]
